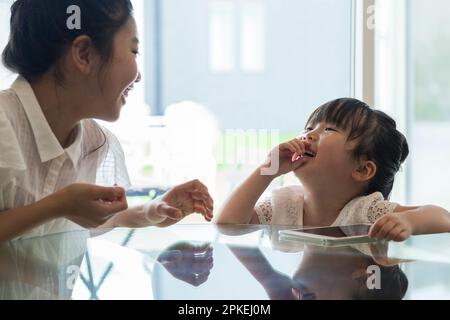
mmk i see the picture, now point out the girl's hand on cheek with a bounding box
[369,213,413,242]
[60,184,128,228]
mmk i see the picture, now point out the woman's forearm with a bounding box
[100,203,173,228]
[406,205,450,235]
[100,205,150,228]
[0,196,62,242]
[216,167,274,224]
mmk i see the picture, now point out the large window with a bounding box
[0,0,357,214]
[129,0,356,212]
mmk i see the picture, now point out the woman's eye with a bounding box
[132,50,140,56]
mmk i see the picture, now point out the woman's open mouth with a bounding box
[122,84,135,99]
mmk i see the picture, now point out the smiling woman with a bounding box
[0,0,214,242]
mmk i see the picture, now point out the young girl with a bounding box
[0,0,213,242]
[217,98,450,241]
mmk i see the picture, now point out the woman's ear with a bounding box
[352,160,377,183]
[70,35,97,75]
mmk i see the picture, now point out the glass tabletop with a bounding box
[1,224,450,300]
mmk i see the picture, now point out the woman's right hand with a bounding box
[262,138,312,177]
[57,184,128,228]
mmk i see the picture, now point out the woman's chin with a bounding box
[98,109,121,122]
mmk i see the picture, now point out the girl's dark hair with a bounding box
[2,0,133,80]
[307,98,409,200]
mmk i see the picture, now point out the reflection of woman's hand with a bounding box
[157,242,213,287]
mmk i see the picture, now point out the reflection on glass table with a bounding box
[1,224,450,300]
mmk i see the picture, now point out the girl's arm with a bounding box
[396,205,450,235]
[369,204,450,241]
[216,167,275,225]
[216,138,311,225]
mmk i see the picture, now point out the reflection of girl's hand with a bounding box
[157,242,213,287]
[369,243,407,267]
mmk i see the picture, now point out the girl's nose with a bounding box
[301,134,313,141]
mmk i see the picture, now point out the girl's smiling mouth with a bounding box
[304,151,316,158]
[292,150,316,162]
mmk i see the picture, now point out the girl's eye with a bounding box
[132,50,140,56]
[324,127,336,132]
[303,127,313,133]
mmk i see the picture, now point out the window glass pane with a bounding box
[209,0,236,73]
[241,0,266,73]
[411,0,450,208]
[152,0,354,210]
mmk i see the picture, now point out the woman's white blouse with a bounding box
[0,76,130,239]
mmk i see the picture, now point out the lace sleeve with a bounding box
[255,197,273,225]
[367,198,399,223]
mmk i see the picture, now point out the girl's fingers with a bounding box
[288,141,301,156]
[288,141,302,156]
[386,226,403,241]
[369,218,386,238]
[376,220,397,239]
[395,231,409,242]
[281,142,296,154]
[292,139,305,155]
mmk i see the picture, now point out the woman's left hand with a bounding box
[146,179,214,226]
[369,213,413,242]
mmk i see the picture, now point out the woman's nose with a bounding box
[135,72,142,83]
